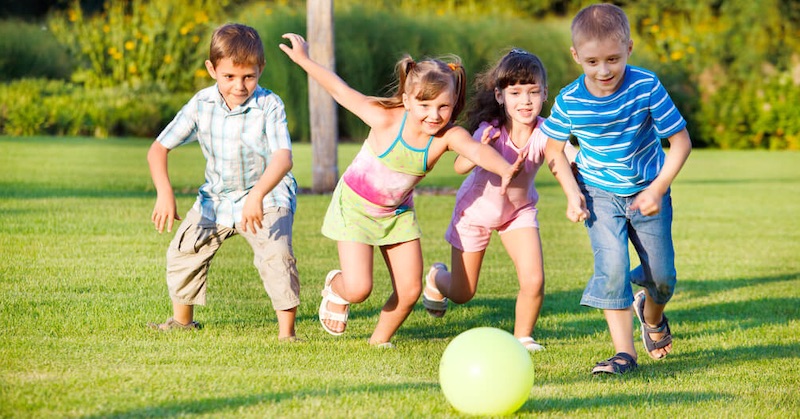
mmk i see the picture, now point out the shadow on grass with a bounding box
[81,382,439,418]
[520,390,727,414]
[399,271,800,356]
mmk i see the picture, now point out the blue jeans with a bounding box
[579,184,677,309]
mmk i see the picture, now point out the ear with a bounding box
[494,87,503,106]
[402,92,410,110]
[570,46,581,65]
[205,60,217,80]
[627,39,634,56]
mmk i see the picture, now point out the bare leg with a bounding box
[499,228,544,339]
[320,241,375,334]
[369,240,424,345]
[592,308,637,373]
[640,289,673,359]
[276,306,297,340]
[172,301,194,325]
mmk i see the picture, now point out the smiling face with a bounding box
[570,37,632,98]
[402,86,456,137]
[205,57,262,110]
[495,82,546,128]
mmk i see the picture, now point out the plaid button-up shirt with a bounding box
[156,85,297,227]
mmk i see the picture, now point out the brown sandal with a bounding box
[147,317,201,331]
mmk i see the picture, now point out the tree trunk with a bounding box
[307,0,338,193]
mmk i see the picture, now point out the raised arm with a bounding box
[279,33,385,127]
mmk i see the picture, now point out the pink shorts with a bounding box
[445,205,539,252]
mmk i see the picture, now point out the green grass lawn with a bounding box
[1,136,798,418]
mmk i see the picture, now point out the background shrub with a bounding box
[246,3,579,142]
[2,0,799,149]
[0,20,73,81]
[48,0,229,91]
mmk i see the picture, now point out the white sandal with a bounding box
[518,336,545,352]
[319,270,349,336]
[422,263,448,318]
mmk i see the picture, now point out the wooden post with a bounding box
[307,0,338,193]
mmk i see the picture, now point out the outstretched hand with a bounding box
[279,33,310,63]
[498,147,528,195]
[478,125,501,145]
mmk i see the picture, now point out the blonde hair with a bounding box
[375,54,467,121]
[571,3,630,46]
[208,23,265,69]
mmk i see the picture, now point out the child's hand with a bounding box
[478,125,501,145]
[279,33,310,63]
[240,195,264,233]
[151,196,181,234]
[630,188,662,216]
[566,195,590,223]
[498,149,527,195]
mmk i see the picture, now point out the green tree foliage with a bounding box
[626,0,800,148]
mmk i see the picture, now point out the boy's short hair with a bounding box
[571,3,630,46]
[209,23,266,69]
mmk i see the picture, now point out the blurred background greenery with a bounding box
[1,0,798,149]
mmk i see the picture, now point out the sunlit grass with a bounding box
[1,137,798,417]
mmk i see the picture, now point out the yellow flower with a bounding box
[192,35,200,44]
[103,24,110,33]
[164,54,173,64]
[124,41,135,51]
[68,10,78,22]
[108,47,118,56]
[670,50,684,61]
[128,64,138,74]
[194,11,209,24]
[194,69,208,78]
[180,26,190,35]
[650,25,660,34]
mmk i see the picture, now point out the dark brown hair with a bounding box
[465,48,547,132]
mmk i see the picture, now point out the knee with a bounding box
[449,288,476,305]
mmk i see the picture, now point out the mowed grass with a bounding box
[0,136,798,418]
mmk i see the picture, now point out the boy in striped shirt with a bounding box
[542,3,692,375]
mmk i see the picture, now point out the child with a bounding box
[147,23,301,342]
[423,49,576,352]
[541,4,692,374]
[279,33,522,348]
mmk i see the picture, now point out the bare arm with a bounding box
[147,141,181,233]
[630,128,692,215]
[453,125,500,174]
[545,138,588,222]
[446,126,523,195]
[240,149,294,233]
[279,33,388,128]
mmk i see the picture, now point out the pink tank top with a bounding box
[342,113,433,214]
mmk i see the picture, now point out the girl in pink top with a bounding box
[280,34,523,347]
[424,49,576,351]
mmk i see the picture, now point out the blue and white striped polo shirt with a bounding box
[157,85,297,227]
[540,65,686,196]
